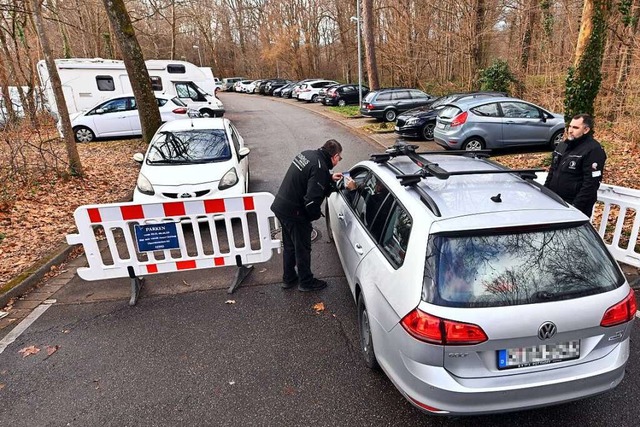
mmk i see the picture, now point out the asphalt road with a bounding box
[1,93,639,426]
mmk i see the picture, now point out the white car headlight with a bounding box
[218,167,238,190]
[406,118,420,126]
[136,173,155,195]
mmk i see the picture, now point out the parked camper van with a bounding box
[37,58,225,118]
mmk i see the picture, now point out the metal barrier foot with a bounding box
[228,265,254,294]
[129,276,144,306]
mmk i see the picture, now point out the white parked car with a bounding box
[297,79,339,102]
[235,80,255,93]
[71,94,188,143]
[133,118,250,203]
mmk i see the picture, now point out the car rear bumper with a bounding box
[377,321,630,415]
[360,109,383,119]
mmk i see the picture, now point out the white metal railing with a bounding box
[594,184,640,269]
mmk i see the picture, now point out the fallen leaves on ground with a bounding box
[46,345,59,356]
[0,130,147,290]
[312,302,325,313]
[18,345,40,358]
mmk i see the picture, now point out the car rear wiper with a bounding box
[531,288,597,302]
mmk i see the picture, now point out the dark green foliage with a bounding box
[619,0,638,26]
[541,0,554,37]
[478,59,516,94]
[564,1,610,123]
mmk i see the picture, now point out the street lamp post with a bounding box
[193,45,202,67]
[351,0,363,109]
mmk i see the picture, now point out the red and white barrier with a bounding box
[66,193,281,303]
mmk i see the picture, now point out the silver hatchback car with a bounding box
[433,96,565,151]
[326,143,635,415]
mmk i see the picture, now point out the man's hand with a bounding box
[332,172,343,182]
[345,177,357,191]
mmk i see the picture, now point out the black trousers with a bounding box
[278,217,313,285]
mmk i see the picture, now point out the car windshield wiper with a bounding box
[531,288,597,302]
[147,158,190,164]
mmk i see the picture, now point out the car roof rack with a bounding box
[370,141,568,216]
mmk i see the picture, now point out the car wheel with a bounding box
[384,109,397,122]
[311,94,318,103]
[462,137,485,151]
[337,98,347,107]
[358,295,379,370]
[325,203,334,243]
[74,126,95,143]
[550,130,564,148]
[421,123,435,140]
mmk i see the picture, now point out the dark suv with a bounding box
[395,91,507,140]
[360,88,433,122]
[323,84,370,106]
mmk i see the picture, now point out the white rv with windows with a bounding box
[37,58,224,118]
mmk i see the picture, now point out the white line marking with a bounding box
[0,303,53,354]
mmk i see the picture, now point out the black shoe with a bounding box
[298,278,328,292]
[281,277,298,289]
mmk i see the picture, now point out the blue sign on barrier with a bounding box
[134,223,179,252]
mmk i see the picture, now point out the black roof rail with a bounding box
[370,140,568,212]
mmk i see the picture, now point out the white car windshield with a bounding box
[146,130,231,164]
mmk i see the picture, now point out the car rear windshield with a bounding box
[437,105,462,120]
[146,130,231,164]
[422,223,624,308]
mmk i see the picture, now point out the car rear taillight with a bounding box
[601,289,637,327]
[172,107,187,114]
[366,104,375,110]
[450,111,468,127]
[401,309,488,345]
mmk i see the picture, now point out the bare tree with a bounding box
[102,0,161,144]
[362,0,379,90]
[30,0,83,176]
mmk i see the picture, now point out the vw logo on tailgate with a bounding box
[538,322,557,340]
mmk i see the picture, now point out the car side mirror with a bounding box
[238,147,250,159]
[132,153,144,163]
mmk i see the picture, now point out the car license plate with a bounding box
[436,122,446,129]
[497,340,580,369]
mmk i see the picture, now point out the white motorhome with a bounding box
[37,58,225,118]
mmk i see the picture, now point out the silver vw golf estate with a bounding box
[325,142,636,415]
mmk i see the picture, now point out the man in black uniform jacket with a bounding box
[271,139,344,291]
[544,113,606,218]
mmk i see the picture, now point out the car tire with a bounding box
[337,99,347,107]
[74,126,95,143]
[462,137,485,151]
[358,295,380,370]
[384,109,397,122]
[311,94,318,103]
[325,203,334,243]
[550,130,564,148]
[421,123,436,140]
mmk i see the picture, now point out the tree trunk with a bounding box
[31,0,83,176]
[520,0,538,73]
[362,0,379,90]
[564,0,612,120]
[102,0,162,144]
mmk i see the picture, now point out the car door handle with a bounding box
[505,120,516,124]
[337,213,345,222]
[354,243,364,255]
